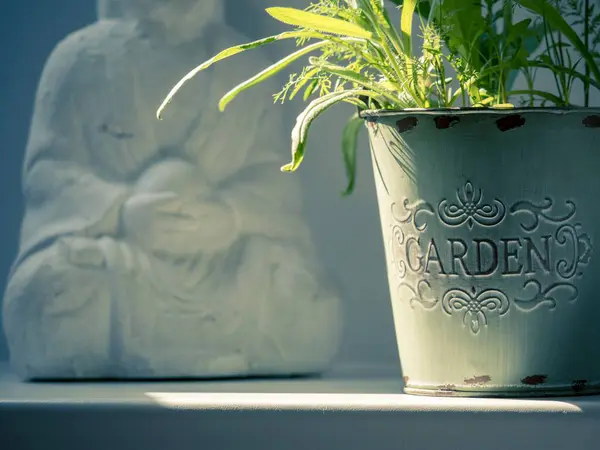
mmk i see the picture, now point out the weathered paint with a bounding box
[583,115,600,128]
[496,114,526,131]
[572,380,588,392]
[396,117,418,133]
[465,375,492,385]
[434,115,460,129]
[363,107,600,398]
[522,375,548,386]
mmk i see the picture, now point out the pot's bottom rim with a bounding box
[405,384,600,398]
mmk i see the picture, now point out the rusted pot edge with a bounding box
[362,107,600,132]
[359,106,600,118]
[405,384,600,398]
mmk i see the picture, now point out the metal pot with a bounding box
[363,107,600,397]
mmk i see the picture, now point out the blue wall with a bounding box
[0,0,399,368]
[0,1,97,361]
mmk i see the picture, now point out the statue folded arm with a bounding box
[3,25,138,378]
[123,159,241,256]
[16,26,133,272]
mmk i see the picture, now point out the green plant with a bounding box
[157,0,600,194]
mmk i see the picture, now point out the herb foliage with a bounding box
[158,0,600,194]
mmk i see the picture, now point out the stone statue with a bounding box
[3,0,341,379]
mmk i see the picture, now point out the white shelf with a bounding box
[1,363,599,449]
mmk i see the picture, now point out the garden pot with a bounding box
[363,107,600,397]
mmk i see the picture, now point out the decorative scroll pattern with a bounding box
[398,280,438,310]
[442,287,510,334]
[391,199,435,232]
[438,181,506,229]
[389,181,593,335]
[510,198,576,232]
[514,280,579,311]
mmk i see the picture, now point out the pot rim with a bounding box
[359,106,600,118]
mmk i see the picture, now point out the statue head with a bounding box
[97,0,224,41]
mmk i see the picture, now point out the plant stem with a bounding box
[486,0,495,95]
[584,0,591,107]
[524,67,536,106]
[542,11,564,104]
[500,0,514,104]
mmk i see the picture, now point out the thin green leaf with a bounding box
[282,90,380,173]
[524,60,600,91]
[449,76,478,105]
[520,0,600,83]
[366,0,406,57]
[401,0,417,56]
[356,0,406,73]
[308,57,401,104]
[429,0,486,70]
[289,67,320,100]
[218,40,329,111]
[156,30,316,119]
[341,113,364,196]
[343,97,368,108]
[266,7,373,39]
[508,89,570,106]
[303,78,319,101]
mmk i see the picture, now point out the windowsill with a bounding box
[1,362,599,449]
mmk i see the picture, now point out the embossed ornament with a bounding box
[438,181,506,229]
[389,181,593,335]
[442,287,510,334]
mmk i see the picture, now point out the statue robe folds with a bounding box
[3,5,341,379]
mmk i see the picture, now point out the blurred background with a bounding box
[0,0,399,370]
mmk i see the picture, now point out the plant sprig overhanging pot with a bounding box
[361,106,600,397]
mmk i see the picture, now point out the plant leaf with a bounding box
[266,7,373,39]
[356,0,414,97]
[156,31,319,118]
[508,89,570,106]
[401,0,417,56]
[519,0,600,83]
[505,20,546,92]
[303,78,319,101]
[282,91,354,173]
[429,0,485,69]
[308,57,401,104]
[282,90,378,173]
[524,60,600,91]
[289,67,321,100]
[341,113,364,195]
[218,40,329,111]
